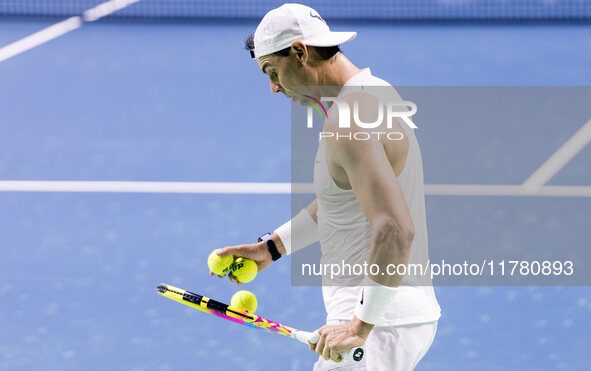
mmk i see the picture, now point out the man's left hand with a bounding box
[309,316,373,362]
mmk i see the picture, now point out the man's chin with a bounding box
[291,97,312,106]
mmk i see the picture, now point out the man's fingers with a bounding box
[227,273,242,285]
[308,330,319,351]
[318,324,338,334]
[321,339,331,360]
[330,348,343,363]
[219,243,263,260]
[314,332,326,358]
[217,246,238,257]
[309,323,366,363]
[209,271,224,278]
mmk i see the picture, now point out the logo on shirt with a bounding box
[360,288,364,305]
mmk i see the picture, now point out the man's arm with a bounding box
[305,198,318,224]
[328,92,414,288]
[267,198,318,255]
[311,92,414,361]
[214,198,319,284]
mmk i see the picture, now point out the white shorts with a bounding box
[312,320,438,371]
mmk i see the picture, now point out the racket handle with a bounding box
[292,330,364,363]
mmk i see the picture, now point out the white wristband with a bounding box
[354,277,397,325]
[274,208,318,255]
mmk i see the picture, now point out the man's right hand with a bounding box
[210,241,273,285]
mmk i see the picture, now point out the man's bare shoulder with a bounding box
[323,91,409,174]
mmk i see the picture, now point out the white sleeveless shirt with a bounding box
[314,69,441,326]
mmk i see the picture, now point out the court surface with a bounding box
[1,18,591,370]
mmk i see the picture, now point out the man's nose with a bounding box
[270,81,282,94]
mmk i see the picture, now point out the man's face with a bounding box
[257,52,312,103]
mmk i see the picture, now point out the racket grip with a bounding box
[292,330,364,363]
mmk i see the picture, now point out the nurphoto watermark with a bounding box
[294,86,418,142]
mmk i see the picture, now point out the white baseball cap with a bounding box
[251,3,357,58]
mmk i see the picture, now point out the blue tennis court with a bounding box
[1,1,591,370]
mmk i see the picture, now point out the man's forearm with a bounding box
[353,218,413,331]
[273,200,319,256]
[367,216,414,287]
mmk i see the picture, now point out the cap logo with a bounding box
[263,20,274,36]
[310,11,326,24]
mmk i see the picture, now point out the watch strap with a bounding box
[258,233,281,261]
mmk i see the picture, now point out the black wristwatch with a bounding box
[258,233,282,261]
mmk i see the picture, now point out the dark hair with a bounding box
[244,34,255,52]
[313,45,341,60]
[245,33,341,60]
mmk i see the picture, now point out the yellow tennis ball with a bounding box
[231,257,258,283]
[231,290,258,314]
[207,249,234,275]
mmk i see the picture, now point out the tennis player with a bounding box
[213,4,441,370]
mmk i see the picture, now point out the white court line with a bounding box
[0,181,294,194]
[522,118,591,193]
[424,184,591,197]
[0,0,141,63]
[83,0,143,22]
[0,16,83,63]
[0,181,590,197]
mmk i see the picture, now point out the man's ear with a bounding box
[290,41,308,64]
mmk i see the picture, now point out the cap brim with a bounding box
[303,31,356,47]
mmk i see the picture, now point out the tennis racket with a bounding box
[156,283,364,363]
